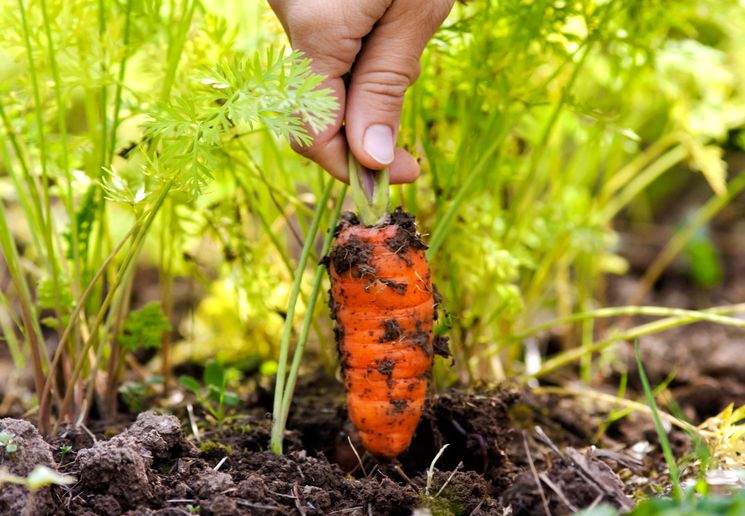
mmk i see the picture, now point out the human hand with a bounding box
[268,0,454,183]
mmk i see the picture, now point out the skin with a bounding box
[268,0,455,184]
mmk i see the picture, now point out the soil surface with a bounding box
[1,378,676,515]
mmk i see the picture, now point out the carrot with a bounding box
[326,208,442,458]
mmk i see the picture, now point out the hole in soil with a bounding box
[282,375,520,491]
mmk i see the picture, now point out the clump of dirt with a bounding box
[434,334,453,359]
[225,449,423,514]
[0,418,56,515]
[11,382,651,515]
[379,277,409,294]
[73,411,198,511]
[326,234,375,276]
[380,319,405,342]
[333,211,361,235]
[386,207,429,253]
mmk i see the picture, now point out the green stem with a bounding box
[270,178,334,455]
[514,304,745,341]
[108,0,134,163]
[636,344,682,499]
[600,145,687,222]
[37,221,138,432]
[55,182,172,431]
[0,121,45,261]
[0,291,26,368]
[18,0,66,335]
[0,202,48,404]
[98,0,108,167]
[348,152,389,226]
[40,0,79,296]
[278,185,347,436]
[160,0,198,102]
[525,303,745,380]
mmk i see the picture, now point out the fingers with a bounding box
[289,76,348,180]
[269,0,453,183]
[269,0,382,180]
[345,0,454,173]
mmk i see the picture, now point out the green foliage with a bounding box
[578,490,745,515]
[636,342,681,499]
[403,0,745,381]
[0,432,17,454]
[145,49,337,196]
[0,0,337,431]
[59,444,72,461]
[1,0,744,458]
[117,302,171,352]
[0,464,76,490]
[119,376,164,413]
[180,360,240,423]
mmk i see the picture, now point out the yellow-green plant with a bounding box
[0,0,337,433]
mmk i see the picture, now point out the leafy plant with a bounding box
[636,342,682,499]
[0,432,18,455]
[58,445,72,463]
[117,302,172,352]
[0,0,338,434]
[578,489,745,515]
[180,361,240,423]
[699,405,745,470]
[0,464,76,493]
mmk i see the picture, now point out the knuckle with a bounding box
[357,66,419,101]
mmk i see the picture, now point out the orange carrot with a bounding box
[326,208,444,458]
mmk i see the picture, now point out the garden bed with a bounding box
[1,378,692,515]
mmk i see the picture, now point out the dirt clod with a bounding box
[433,335,452,359]
[379,319,404,342]
[386,207,429,253]
[0,418,56,515]
[376,357,397,377]
[327,235,374,276]
[74,411,197,510]
[189,467,234,498]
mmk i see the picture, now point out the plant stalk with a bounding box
[348,152,389,226]
[270,179,334,454]
[277,185,347,437]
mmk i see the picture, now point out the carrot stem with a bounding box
[348,151,389,226]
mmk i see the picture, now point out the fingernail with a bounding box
[363,124,394,165]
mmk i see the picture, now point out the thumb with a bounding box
[345,0,452,178]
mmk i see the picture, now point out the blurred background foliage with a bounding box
[0,0,744,426]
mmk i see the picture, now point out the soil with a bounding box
[1,379,671,515]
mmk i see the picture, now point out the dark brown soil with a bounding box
[0,379,667,515]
